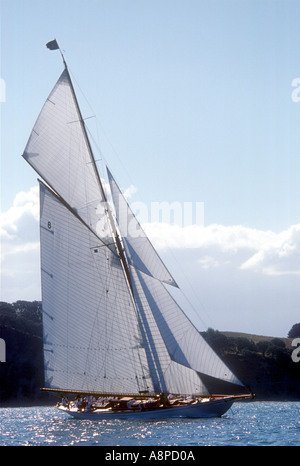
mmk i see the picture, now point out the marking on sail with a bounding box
[90,242,115,252]
[67,115,95,124]
[42,309,54,320]
[41,225,54,234]
[86,159,102,164]
[41,268,53,278]
[22,151,39,159]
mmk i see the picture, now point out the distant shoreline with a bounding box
[1,302,299,405]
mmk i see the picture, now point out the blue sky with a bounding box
[1,0,300,337]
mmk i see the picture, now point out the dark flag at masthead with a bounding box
[46,40,59,50]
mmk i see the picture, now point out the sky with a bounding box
[1,0,300,337]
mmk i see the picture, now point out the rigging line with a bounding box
[67,115,96,124]
[67,68,98,123]
[85,126,105,163]
[38,179,112,251]
[161,246,216,331]
[68,67,136,201]
[64,67,139,297]
[175,281,214,331]
[86,159,102,165]
[66,68,109,175]
[64,65,107,202]
[67,70,133,291]
[84,240,107,378]
[121,275,152,391]
[101,134,212,328]
[89,251,109,384]
[90,242,115,250]
[93,213,144,388]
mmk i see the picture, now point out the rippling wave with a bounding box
[0,402,299,446]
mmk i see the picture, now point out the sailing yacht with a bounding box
[22,41,254,419]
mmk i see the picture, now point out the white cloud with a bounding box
[2,184,299,283]
[1,185,299,336]
[0,186,39,241]
[1,186,40,301]
[143,221,300,336]
[198,255,221,269]
[123,184,138,200]
[143,221,300,276]
[144,222,269,251]
[241,224,300,275]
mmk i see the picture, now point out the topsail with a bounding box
[22,68,112,243]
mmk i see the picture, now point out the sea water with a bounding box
[0,402,299,446]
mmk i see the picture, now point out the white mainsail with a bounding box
[23,57,246,399]
[40,181,153,394]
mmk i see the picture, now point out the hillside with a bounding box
[0,301,299,405]
[202,328,300,400]
[221,331,294,348]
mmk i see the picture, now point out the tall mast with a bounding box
[48,40,133,292]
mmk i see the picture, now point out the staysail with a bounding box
[23,50,246,398]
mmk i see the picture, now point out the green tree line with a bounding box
[0,301,299,404]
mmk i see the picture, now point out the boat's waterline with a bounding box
[58,398,237,420]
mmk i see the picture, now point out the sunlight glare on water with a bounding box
[0,402,299,446]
